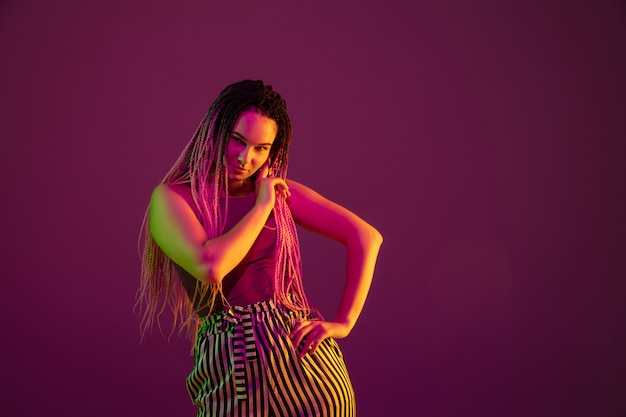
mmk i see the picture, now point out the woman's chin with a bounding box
[228,174,250,182]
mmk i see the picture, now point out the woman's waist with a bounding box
[221,274,274,305]
[198,297,313,336]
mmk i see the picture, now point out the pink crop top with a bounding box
[173,192,277,315]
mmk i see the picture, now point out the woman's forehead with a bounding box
[232,111,277,144]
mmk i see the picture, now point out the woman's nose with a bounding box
[238,147,251,165]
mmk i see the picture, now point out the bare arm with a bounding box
[287,179,383,356]
[149,167,288,285]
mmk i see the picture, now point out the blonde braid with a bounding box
[136,80,317,349]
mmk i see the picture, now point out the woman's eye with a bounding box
[255,146,269,151]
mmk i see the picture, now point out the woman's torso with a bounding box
[170,185,277,315]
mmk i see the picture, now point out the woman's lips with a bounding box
[229,164,248,174]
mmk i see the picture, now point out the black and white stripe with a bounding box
[186,300,356,417]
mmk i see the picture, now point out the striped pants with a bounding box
[186,299,356,417]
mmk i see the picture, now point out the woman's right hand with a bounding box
[254,161,290,208]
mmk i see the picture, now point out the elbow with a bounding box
[198,252,225,285]
[369,226,383,248]
[349,224,383,249]
[204,267,223,285]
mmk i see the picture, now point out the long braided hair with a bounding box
[136,80,315,344]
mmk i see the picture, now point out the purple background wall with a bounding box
[1,1,625,416]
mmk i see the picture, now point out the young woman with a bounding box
[137,80,382,417]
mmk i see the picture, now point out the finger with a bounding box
[309,337,324,355]
[290,321,311,350]
[300,328,323,357]
[291,327,308,350]
[297,334,312,357]
[258,163,270,179]
[276,182,290,199]
[290,320,309,336]
[269,180,288,198]
[263,158,272,178]
[282,183,291,197]
[294,334,307,353]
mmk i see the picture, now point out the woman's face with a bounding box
[226,110,277,181]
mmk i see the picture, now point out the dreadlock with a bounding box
[136,80,316,346]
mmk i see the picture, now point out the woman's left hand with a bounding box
[289,320,350,358]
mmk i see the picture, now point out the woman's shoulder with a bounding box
[150,183,196,212]
[285,178,313,195]
[152,182,192,197]
[150,182,203,224]
[154,183,191,195]
[285,178,324,204]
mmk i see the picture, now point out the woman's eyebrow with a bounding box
[232,131,273,146]
[231,131,248,141]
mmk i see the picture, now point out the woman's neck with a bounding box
[228,178,253,196]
